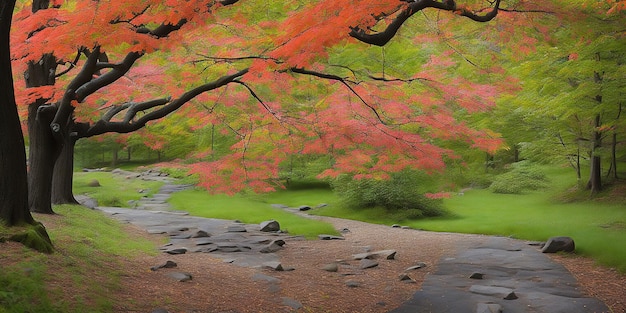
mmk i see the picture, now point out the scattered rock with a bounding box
[503,291,518,300]
[476,303,503,313]
[87,179,101,187]
[399,273,414,282]
[391,224,401,228]
[322,263,339,272]
[151,308,170,313]
[167,272,192,282]
[260,239,286,253]
[345,280,360,288]
[165,248,187,255]
[263,261,284,271]
[194,238,214,246]
[170,234,192,239]
[404,262,427,271]
[340,228,350,233]
[191,230,210,238]
[259,220,280,232]
[298,205,312,211]
[541,236,575,253]
[359,259,379,269]
[151,260,177,271]
[318,234,344,240]
[469,272,485,279]
[376,249,397,260]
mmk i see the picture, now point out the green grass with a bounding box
[314,166,626,272]
[168,188,339,238]
[1,204,160,313]
[73,172,164,207]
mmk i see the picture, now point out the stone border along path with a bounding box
[88,169,610,313]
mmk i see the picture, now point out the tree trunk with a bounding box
[28,103,61,214]
[0,0,34,226]
[586,114,602,194]
[51,135,78,205]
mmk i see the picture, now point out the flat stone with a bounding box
[165,248,187,255]
[345,280,360,288]
[298,205,312,211]
[169,234,191,239]
[252,273,280,283]
[167,272,192,282]
[405,262,427,271]
[263,261,284,271]
[227,225,247,232]
[359,259,379,269]
[194,238,214,246]
[541,236,575,253]
[374,249,396,260]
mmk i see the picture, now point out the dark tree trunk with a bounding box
[0,0,34,226]
[51,135,78,205]
[586,114,602,194]
[28,103,61,214]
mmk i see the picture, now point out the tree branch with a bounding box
[83,69,248,137]
[350,0,501,46]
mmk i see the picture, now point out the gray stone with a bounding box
[260,220,280,232]
[405,262,427,271]
[167,272,192,282]
[298,205,312,211]
[346,280,360,288]
[227,224,247,232]
[391,224,401,228]
[281,297,303,310]
[169,234,191,239]
[151,260,177,271]
[399,273,413,281]
[476,303,503,313]
[541,236,575,253]
[469,272,485,279]
[151,308,169,313]
[322,263,339,272]
[191,230,210,238]
[359,259,379,269]
[352,252,374,260]
[318,234,344,240]
[87,179,101,187]
[375,249,397,260]
[260,241,284,253]
[165,248,187,255]
[263,261,284,271]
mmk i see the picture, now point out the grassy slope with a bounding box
[168,188,339,238]
[1,205,159,313]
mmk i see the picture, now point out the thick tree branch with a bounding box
[83,69,248,137]
[350,0,501,46]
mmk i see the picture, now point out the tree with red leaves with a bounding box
[11,0,513,215]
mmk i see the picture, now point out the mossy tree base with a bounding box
[7,222,53,253]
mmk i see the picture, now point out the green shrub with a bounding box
[489,161,549,194]
[330,170,446,219]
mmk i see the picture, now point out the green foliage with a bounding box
[73,172,164,207]
[168,188,338,238]
[489,161,549,194]
[330,170,446,219]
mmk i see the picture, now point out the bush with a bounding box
[330,170,446,219]
[489,161,549,194]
